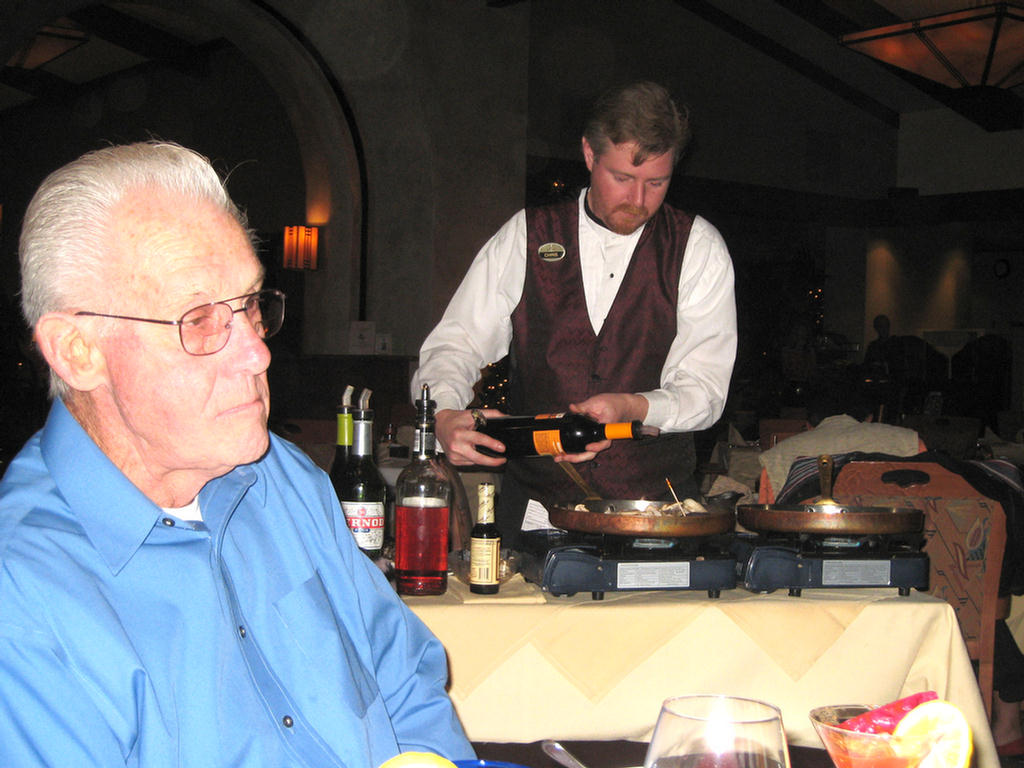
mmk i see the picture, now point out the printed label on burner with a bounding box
[617,561,691,588]
[822,559,892,586]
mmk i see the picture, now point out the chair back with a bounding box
[758,418,811,449]
[755,419,812,503]
[832,461,1006,716]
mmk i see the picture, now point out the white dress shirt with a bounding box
[413,188,737,433]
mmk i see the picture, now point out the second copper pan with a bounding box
[736,455,923,535]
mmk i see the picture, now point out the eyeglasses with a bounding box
[76,289,286,356]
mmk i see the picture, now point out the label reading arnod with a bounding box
[341,501,385,550]
[532,429,564,455]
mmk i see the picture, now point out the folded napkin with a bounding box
[448,573,547,604]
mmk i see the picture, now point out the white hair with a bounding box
[19,141,253,398]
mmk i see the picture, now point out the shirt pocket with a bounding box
[272,571,381,719]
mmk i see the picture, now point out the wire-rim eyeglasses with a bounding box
[75,288,286,356]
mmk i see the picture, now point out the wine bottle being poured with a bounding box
[472,411,642,458]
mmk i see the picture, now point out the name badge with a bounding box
[537,242,566,262]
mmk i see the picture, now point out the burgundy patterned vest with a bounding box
[503,196,697,521]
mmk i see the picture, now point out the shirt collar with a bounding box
[40,399,262,574]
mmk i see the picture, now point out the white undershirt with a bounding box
[579,203,645,333]
[162,497,202,522]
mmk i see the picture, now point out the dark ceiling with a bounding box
[1,4,226,115]
[3,1,1023,131]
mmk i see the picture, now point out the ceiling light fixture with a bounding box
[841,2,1024,130]
[6,20,88,70]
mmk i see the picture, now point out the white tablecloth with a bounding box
[407,577,996,768]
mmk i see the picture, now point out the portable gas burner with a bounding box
[730,529,929,596]
[734,456,929,596]
[517,499,737,600]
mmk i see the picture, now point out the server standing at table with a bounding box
[413,81,737,543]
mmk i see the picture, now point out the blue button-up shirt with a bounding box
[0,400,474,767]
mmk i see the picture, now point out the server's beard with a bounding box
[605,204,650,235]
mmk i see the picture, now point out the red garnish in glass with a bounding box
[838,692,939,734]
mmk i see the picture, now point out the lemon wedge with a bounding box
[891,699,973,768]
[378,753,459,768]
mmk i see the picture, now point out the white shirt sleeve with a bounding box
[642,215,737,433]
[411,210,527,413]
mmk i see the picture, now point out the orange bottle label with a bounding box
[532,429,564,455]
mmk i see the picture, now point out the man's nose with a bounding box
[231,312,272,371]
[628,181,645,208]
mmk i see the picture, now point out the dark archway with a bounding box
[0,0,364,354]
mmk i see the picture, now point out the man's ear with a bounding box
[34,313,108,392]
[581,137,596,171]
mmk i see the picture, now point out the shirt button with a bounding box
[282,715,294,728]
[161,518,175,527]
[238,626,247,638]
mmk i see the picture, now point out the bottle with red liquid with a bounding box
[394,384,450,596]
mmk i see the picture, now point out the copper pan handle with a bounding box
[817,454,835,502]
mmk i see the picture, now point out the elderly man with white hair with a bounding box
[0,141,473,767]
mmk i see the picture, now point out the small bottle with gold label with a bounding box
[469,482,500,594]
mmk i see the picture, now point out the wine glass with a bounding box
[644,695,791,768]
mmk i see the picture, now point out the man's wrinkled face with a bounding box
[94,187,272,481]
[583,138,674,235]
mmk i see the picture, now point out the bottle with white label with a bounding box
[331,404,386,560]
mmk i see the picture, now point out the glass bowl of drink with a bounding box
[810,705,934,768]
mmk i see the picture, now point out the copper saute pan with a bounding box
[736,455,924,535]
[548,498,735,538]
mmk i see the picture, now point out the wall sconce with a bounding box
[283,225,319,270]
